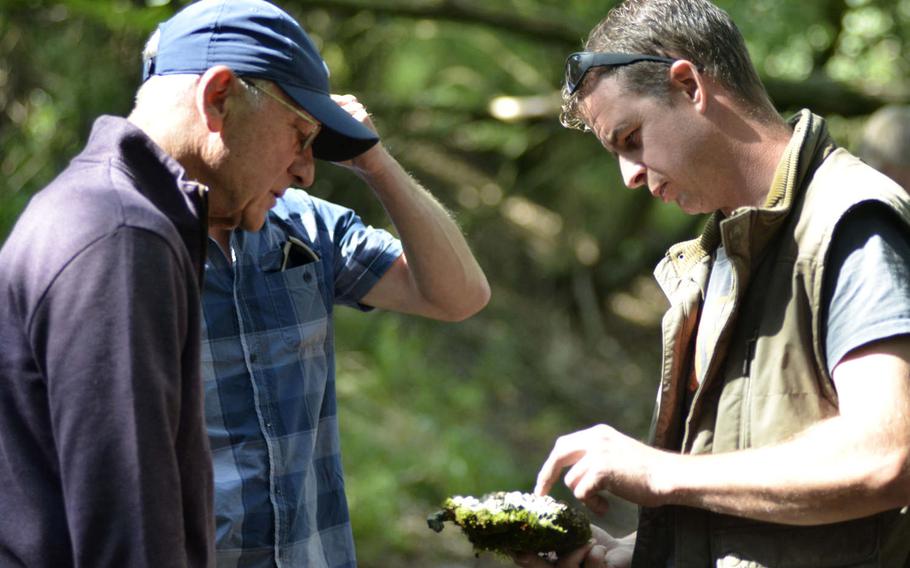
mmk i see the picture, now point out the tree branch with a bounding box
[294,0,586,44]
[293,0,900,117]
[764,75,886,117]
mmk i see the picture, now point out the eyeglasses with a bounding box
[564,52,677,95]
[242,79,322,151]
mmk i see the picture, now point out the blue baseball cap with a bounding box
[143,0,379,162]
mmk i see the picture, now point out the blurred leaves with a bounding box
[1,0,909,565]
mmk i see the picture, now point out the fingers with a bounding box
[512,539,596,568]
[331,93,362,101]
[563,453,589,492]
[510,552,551,568]
[585,545,608,568]
[556,540,595,567]
[331,93,371,124]
[563,454,611,515]
[513,534,626,568]
[604,545,633,568]
[534,433,588,496]
[582,492,611,516]
[535,454,576,497]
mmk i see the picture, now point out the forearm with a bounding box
[657,413,910,525]
[543,345,910,530]
[355,145,490,320]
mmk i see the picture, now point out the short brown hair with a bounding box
[561,0,776,130]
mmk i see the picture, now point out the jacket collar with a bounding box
[656,110,837,296]
[81,115,208,219]
[79,115,209,280]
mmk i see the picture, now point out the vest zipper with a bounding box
[742,337,757,376]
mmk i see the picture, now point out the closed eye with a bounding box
[622,128,640,151]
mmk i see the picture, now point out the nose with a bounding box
[618,155,647,189]
[289,147,316,188]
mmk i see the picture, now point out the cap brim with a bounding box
[281,83,380,162]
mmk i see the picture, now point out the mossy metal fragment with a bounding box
[427,491,591,556]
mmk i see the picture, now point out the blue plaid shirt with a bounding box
[201,189,402,568]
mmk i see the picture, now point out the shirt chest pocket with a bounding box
[257,261,329,354]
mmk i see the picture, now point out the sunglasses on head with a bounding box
[564,52,677,95]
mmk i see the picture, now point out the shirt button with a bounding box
[250,353,258,363]
[303,272,312,283]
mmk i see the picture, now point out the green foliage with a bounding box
[1,0,908,566]
[333,285,658,565]
[0,0,162,237]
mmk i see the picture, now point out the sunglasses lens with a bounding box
[564,53,676,95]
[566,54,584,93]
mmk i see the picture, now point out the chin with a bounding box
[677,201,708,215]
[240,216,268,233]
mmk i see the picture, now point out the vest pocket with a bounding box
[710,515,879,567]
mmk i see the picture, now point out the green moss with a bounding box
[427,491,591,556]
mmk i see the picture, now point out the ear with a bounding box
[668,60,708,113]
[196,65,238,133]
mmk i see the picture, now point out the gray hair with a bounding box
[143,27,161,64]
[858,105,910,171]
[561,0,777,130]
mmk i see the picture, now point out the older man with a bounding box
[143,1,491,567]
[0,0,476,566]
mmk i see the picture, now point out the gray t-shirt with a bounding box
[698,204,910,382]
[694,244,734,384]
[822,204,910,371]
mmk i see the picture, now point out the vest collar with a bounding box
[657,110,837,294]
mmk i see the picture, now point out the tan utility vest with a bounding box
[631,111,910,567]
